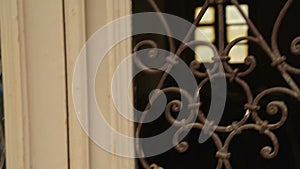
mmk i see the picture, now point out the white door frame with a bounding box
[1,0,69,168]
[65,0,134,169]
[1,0,133,168]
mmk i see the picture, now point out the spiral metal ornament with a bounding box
[291,36,300,56]
[134,0,300,168]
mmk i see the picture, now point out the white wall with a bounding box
[1,0,134,168]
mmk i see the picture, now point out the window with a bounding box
[194,4,249,63]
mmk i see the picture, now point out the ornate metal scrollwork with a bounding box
[134,0,300,168]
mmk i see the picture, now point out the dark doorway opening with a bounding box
[132,0,300,169]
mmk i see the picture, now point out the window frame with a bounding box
[194,3,250,63]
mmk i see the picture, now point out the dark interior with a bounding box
[132,0,300,168]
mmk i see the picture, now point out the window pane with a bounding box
[228,45,248,63]
[195,7,215,24]
[195,26,215,42]
[227,25,248,42]
[226,5,248,24]
[195,46,214,62]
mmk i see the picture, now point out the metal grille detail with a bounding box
[134,0,300,169]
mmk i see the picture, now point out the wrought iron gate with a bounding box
[133,0,300,168]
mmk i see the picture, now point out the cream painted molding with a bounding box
[105,0,135,168]
[0,0,31,168]
[64,0,90,168]
[1,0,69,168]
[65,0,134,168]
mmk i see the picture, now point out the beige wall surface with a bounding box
[68,0,134,168]
[1,0,134,168]
[0,0,69,169]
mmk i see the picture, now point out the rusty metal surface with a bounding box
[134,0,300,169]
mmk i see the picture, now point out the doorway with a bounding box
[133,0,300,169]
